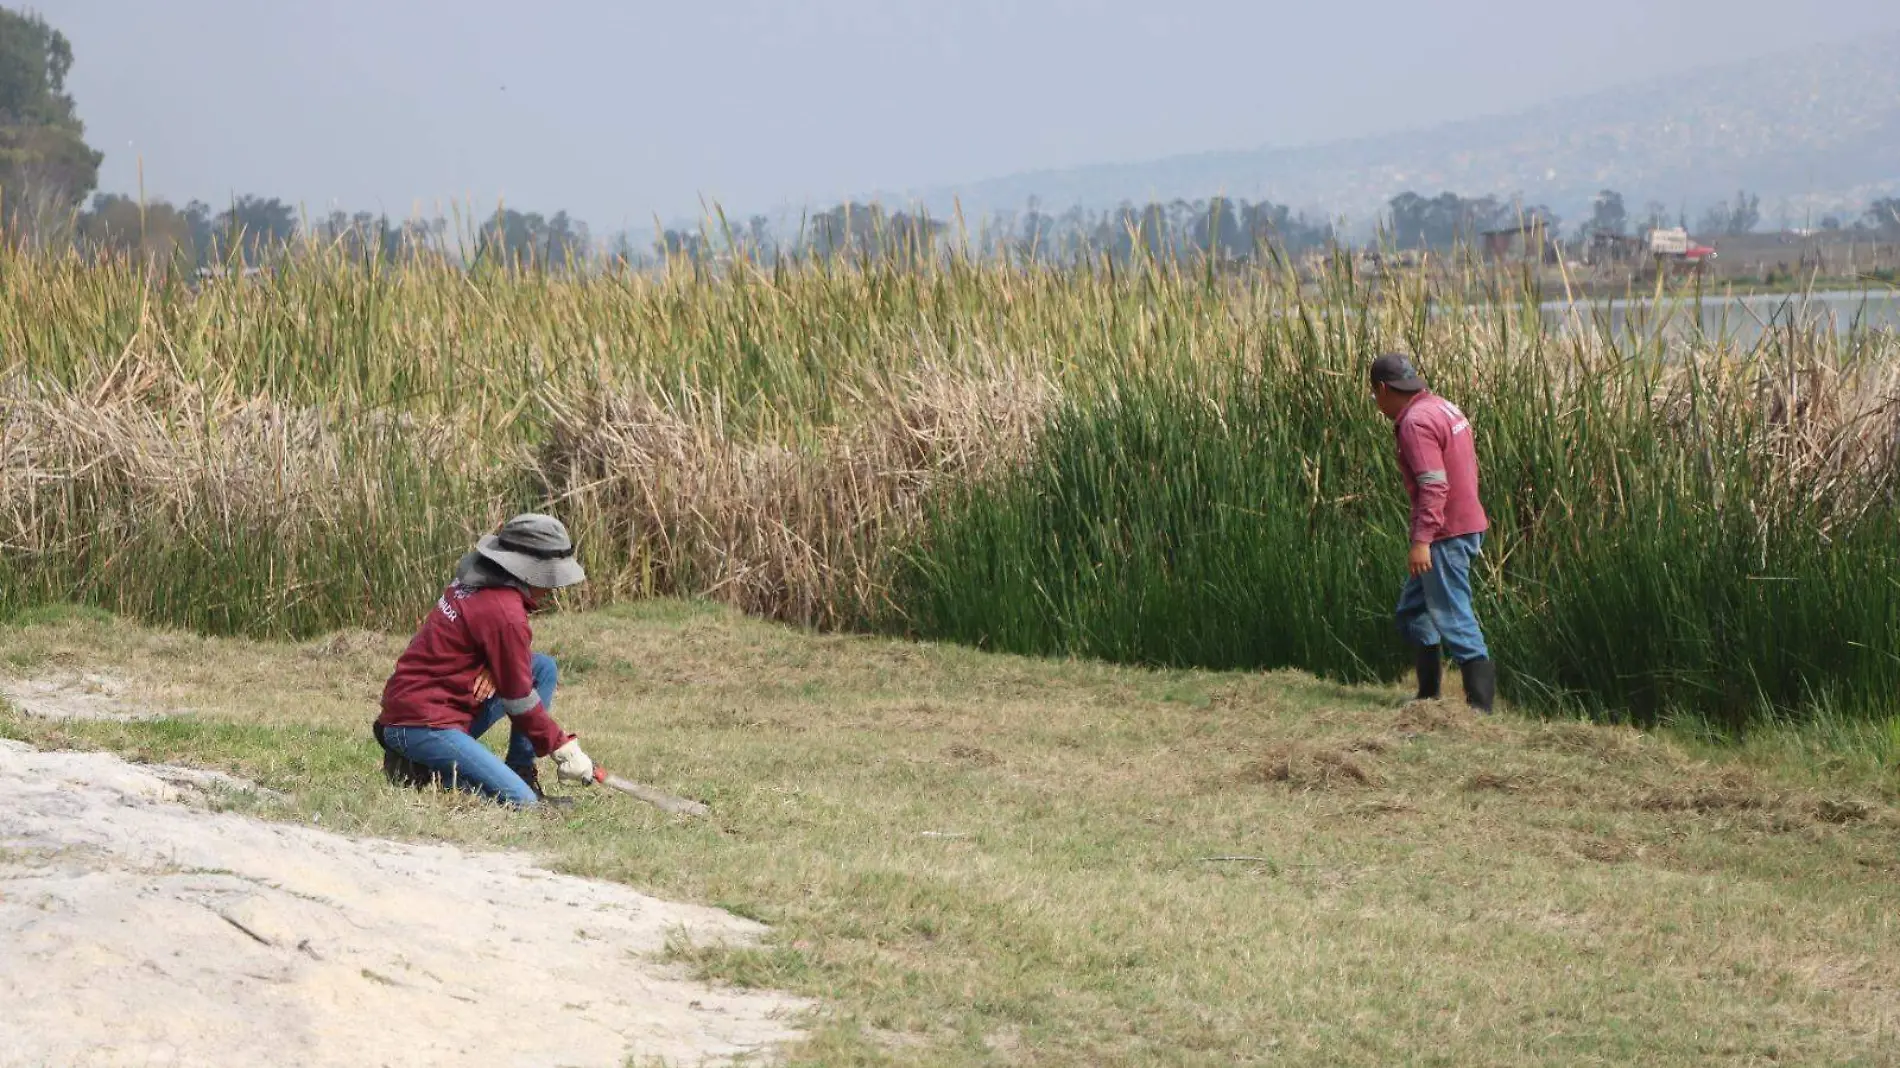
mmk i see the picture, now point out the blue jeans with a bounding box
[381,653,558,807]
[1395,533,1490,664]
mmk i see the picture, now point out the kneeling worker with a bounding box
[374,513,596,806]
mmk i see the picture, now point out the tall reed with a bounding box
[897,289,1900,726]
[3,241,1895,725]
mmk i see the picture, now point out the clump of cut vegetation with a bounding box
[1243,740,1384,789]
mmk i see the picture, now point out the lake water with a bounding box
[1532,289,1900,344]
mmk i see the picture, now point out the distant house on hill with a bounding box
[1480,217,1558,264]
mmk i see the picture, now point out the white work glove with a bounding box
[551,739,595,785]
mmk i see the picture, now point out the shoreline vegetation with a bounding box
[4,241,1897,731]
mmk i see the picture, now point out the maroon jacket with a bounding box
[377,580,571,756]
[1394,390,1489,545]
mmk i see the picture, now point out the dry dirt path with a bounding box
[0,738,806,1068]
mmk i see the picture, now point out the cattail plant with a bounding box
[3,237,1895,726]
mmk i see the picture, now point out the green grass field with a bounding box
[5,601,1897,1066]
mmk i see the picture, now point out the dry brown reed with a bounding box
[535,360,1053,627]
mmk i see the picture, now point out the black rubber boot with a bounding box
[1414,645,1443,701]
[383,750,437,789]
[1460,657,1497,714]
[374,723,435,789]
[510,762,575,808]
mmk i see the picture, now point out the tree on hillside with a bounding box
[1698,190,1761,236]
[1588,189,1628,236]
[476,208,591,269]
[77,194,202,262]
[1016,197,1056,261]
[1386,192,1432,247]
[0,7,102,236]
[1239,200,1332,257]
[1863,197,1900,239]
[182,200,214,258]
[1134,201,1172,259]
[1190,197,1243,260]
[800,202,943,264]
[316,210,414,263]
[741,214,775,261]
[1115,203,1150,260]
[1388,191,1509,249]
[211,195,298,262]
[655,225,708,263]
[606,229,657,268]
[994,195,1330,266]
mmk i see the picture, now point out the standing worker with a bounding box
[1369,353,1497,713]
[373,513,598,806]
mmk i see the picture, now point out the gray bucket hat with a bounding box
[475,513,586,590]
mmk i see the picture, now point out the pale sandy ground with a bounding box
[0,732,808,1068]
[1,672,176,723]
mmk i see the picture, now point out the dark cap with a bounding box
[1369,352,1427,392]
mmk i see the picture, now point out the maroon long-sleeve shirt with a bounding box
[377,582,571,756]
[1394,390,1489,545]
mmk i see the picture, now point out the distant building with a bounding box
[1585,230,1646,265]
[1480,218,1558,264]
[1645,227,1716,275]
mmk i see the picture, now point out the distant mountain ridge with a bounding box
[882,31,1900,231]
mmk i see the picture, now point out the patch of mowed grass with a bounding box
[5,604,1900,1066]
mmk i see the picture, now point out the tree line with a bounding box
[649,197,1337,268]
[3,5,1897,274]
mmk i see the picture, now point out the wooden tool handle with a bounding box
[592,766,711,817]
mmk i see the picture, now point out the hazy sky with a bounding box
[34,0,1900,231]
